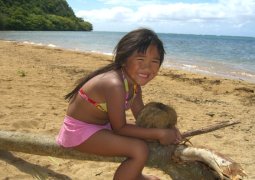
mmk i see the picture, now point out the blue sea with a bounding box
[1,31,255,82]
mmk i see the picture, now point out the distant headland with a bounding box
[0,0,93,31]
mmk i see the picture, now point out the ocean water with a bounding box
[1,31,255,82]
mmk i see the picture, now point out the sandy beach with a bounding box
[0,40,254,179]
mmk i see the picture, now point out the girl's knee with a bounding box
[131,139,149,160]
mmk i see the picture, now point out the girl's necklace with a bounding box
[121,69,137,108]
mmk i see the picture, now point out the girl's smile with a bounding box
[124,44,161,86]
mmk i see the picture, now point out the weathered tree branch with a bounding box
[0,130,219,179]
[182,120,240,138]
[0,121,240,179]
[0,121,239,161]
[0,130,176,164]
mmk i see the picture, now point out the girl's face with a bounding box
[124,44,161,86]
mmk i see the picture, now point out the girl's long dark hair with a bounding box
[65,28,165,101]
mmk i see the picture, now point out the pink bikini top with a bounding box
[78,69,137,112]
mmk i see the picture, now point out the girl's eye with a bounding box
[137,58,144,61]
[152,60,160,64]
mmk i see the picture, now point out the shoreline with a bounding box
[1,38,254,83]
[0,40,255,179]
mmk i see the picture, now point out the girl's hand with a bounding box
[158,127,182,145]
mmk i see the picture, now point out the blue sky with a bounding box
[66,0,255,37]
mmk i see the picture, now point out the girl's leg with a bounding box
[74,130,159,180]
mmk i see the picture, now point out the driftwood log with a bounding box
[0,120,240,180]
[136,102,246,179]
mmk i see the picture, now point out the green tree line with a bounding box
[0,0,93,31]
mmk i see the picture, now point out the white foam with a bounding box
[183,64,197,69]
[91,50,112,56]
[22,41,30,44]
[22,41,39,45]
[102,52,113,56]
[48,44,56,48]
[231,71,255,78]
[22,41,57,48]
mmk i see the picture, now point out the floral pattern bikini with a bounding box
[78,69,138,112]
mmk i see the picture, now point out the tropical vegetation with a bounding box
[0,0,93,31]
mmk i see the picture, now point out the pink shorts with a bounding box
[56,115,112,148]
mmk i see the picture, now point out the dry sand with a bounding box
[0,40,254,179]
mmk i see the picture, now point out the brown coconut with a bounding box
[136,102,177,128]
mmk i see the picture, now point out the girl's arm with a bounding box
[105,82,180,144]
[130,85,144,120]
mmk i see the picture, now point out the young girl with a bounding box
[57,28,182,180]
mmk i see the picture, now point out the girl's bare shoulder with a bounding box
[99,70,123,87]
[98,70,125,98]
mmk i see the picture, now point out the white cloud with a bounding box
[97,0,158,6]
[77,0,255,23]
[75,0,255,36]
[77,7,134,21]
